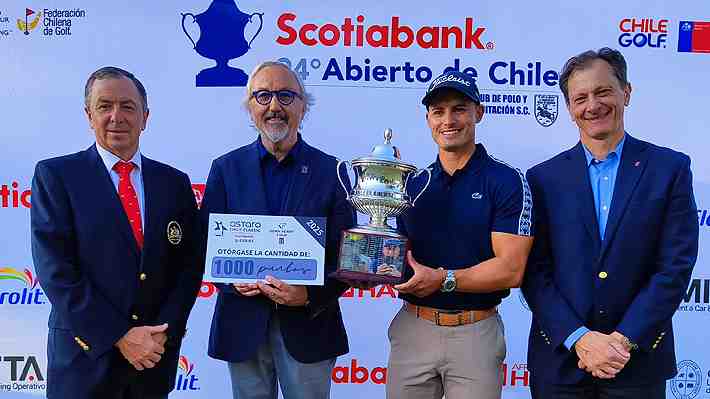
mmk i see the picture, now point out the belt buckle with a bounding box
[434,310,464,326]
[434,311,441,326]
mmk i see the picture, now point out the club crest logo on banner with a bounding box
[533,94,558,127]
[670,360,702,399]
[181,0,264,87]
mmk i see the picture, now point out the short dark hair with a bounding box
[559,47,628,105]
[84,66,148,111]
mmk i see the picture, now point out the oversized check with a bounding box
[204,213,327,285]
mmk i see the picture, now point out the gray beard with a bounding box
[256,126,289,144]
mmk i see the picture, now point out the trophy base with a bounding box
[332,228,408,285]
[196,65,248,87]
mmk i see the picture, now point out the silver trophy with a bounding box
[332,128,430,284]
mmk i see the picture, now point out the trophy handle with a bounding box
[247,12,264,48]
[409,168,432,206]
[181,13,197,49]
[336,160,354,201]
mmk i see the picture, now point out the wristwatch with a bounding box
[440,269,457,292]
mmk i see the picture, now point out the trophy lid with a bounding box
[353,129,416,171]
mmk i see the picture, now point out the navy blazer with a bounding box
[522,135,699,385]
[31,145,203,398]
[202,137,356,363]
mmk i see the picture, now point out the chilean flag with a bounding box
[26,8,34,16]
[678,21,710,53]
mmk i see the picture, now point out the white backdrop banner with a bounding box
[1,1,709,398]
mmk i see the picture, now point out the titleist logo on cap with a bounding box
[429,74,471,91]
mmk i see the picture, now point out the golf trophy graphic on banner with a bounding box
[332,128,431,285]
[181,0,264,87]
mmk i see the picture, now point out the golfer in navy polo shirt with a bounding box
[387,71,534,399]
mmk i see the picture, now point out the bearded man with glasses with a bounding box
[200,61,356,399]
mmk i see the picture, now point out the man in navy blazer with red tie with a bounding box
[522,48,699,398]
[31,67,203,399]
[201,61,355,399]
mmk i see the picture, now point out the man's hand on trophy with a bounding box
[257,276,308,306]
[394,251,445,297]
[233,283,261,296]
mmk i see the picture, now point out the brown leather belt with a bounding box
[405,302,497,327]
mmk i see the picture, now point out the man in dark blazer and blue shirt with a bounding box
[31,67,203,398]
[201,61,356,399]
[522,48,699,398]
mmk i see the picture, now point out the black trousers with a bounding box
[530,378,665,399]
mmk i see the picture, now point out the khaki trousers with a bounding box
[386,304,506,399]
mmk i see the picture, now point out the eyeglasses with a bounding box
[251,90,303,106]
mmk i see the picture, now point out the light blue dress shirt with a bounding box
[96,144,145,228]
[563,134,626,350]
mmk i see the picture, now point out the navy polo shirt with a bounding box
[397,144,533,310]
[257,135,303,215]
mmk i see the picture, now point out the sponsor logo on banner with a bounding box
[678,21,710,53]
[0,11,12,38]
[197,281,217,299]
[341,284,398,299]
[332,359,387,384]
[0,355,46,393]
[533,94,559,127]
[679,277,710,313]
[670,360,702,399]
[192,183,205,209]
[180,0,264,87]
[501,362,530,388]
[16,8,41,35]
[277,13,493,50]
[15,6,86,37]
[698,209,710,228]
[175,355,200,391]
[617,18,668,48]
[0,267,46,305]
[1,182,31,209]
[272,11,558,128]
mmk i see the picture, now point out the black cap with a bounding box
[422,71,481,106]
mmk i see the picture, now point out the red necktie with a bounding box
[113,161,144,249]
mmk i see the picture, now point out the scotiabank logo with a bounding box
[618,18,668,48]
[332,359,387,384]
[341,285,398,299]
[1,182,31,209]
[277,13,492,50]
[0,267,45,305]
[175,355,199,391]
